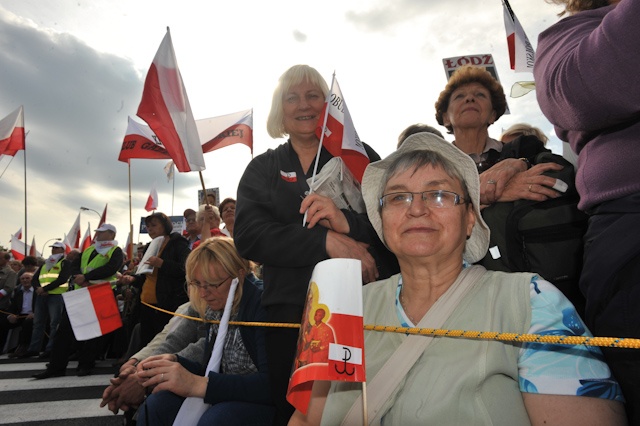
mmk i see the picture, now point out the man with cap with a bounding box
[21,241,74,359]
[183,208,201,249]
[33,224,124,379]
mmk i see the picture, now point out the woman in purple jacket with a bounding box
[534,0,640,421]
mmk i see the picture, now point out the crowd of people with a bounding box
[2,1,638,423]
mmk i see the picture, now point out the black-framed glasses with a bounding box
[187,276,231,291]
[379,190,468,209]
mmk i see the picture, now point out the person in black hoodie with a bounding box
[121,212,191,347]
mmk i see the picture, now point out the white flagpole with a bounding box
[302,71,335,226]
[362,381,368,426]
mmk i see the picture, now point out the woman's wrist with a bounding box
[191,375,209,398]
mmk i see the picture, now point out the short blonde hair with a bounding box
[185,237,251,318]
[266,65,329,139]
[500,123,548,145]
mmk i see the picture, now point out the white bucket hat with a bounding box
[361,132,490,264]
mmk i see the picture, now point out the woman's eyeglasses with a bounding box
[187,276,231,291]
[380,190,467,209]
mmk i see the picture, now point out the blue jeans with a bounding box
[28,294,64,352]
[138,390,276,426]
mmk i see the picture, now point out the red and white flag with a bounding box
[62,283,123,341]
[65,213,82,250]
[315,76,370,183]
[0,106,25,157]
[118,116,171,163]
[503,0,535,73]
[10,235,27,260]
[137,28,205,173]
[12,227,22,241]
[81,224,92,252]
[145,184,159,212]
[99,204,108,228]
[29,236,37,257]
[199,108,253,154]
[287,259,365,414]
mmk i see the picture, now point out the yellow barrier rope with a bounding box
[142,301,640,349]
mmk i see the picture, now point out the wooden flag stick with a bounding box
[362,381,368,426]
[198,171,210,206]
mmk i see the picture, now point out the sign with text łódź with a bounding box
[442,54,510,114]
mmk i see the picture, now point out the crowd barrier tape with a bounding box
[141,302,640,349]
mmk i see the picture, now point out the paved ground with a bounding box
[0,354,124,425]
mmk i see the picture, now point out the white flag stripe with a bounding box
[0,106,23,140]
[127,116,165,147]
[308,258,362,316]
[196,108,253,142]
[62,288,102,341]
[328,343,363,365]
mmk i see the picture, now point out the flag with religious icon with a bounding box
[286,258,365,414]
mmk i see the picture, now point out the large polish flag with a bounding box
[65,213,82,250]
[0,106,25,157]
[145,184,159,212]
[137,28,205,173]
[502,0,535,73]
[118,116,171,163]
[315,77,369,183]
[62,283,123,341]
[287,259,365,415]
[199,109,254,154]
[13,227,22,240]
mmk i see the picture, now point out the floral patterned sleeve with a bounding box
[518,276,624,402]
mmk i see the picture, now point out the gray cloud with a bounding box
[0,8,187,245]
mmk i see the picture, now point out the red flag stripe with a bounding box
[87,283,123,335]
[201,124,253,153]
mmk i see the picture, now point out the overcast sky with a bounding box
[0,0,566,255]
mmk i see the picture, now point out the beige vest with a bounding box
[322,271,533,426]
